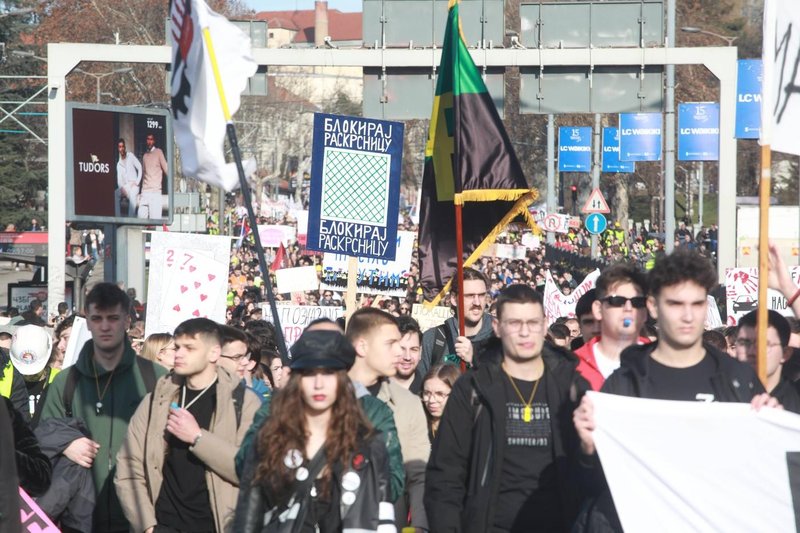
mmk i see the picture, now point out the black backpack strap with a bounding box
[136,356,157,393]
[431,324,456,368]
[62,366,80,418]
[442,324,457,354]
[232,382,245,429]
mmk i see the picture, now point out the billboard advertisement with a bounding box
[678,103,720,161]
[66,103,173,224]
[558,127,592,172]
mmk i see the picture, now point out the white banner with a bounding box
[762,0,800,156]
[725,267,800,325]
[591,391,800,532]
[543,269,600,324]
[260,304,344,349]
[62,316,90,370]
[145,232,231,338]
[493,243,529,260]
[320,231,415,297]
[275,266,319,294]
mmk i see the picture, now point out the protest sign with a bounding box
[321,231,415,297]
[591,391,800,532]
[725,267,800,325]
[411,303,452,332]
[292,210,309,245]
[521,233,541,249]
[145,232,231,338]
[61,316,90,369]
[275,266,320,294]
[261,304,344,349]
[20,487,60,532]
[543,269,601,324]
[257,224,296,247]
[489,243,529,260]
[307,113,404,261]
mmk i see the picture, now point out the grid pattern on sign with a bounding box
[321,149,390,225]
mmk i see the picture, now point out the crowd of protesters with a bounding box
[0,198,795,531]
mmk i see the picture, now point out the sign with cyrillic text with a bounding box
[307,113,404,260]
[260,305,344,349]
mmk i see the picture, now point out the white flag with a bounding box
[591,391,800,532]
[761,0,800,156]
[170,0,257,190]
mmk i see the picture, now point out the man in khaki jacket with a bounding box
[347,308,430,531]
[115,318,260,533]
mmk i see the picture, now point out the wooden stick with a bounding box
[757,144,771,386]
[345,256,358,324]
[455,201,467,373]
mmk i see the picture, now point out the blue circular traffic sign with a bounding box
[585,213,607,235]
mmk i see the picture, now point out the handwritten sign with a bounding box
[411,303,452,332]
[543,269,601,324]
[261,305,344,349]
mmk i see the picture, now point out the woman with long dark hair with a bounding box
[234,330,395,532]
[421,364,461,442]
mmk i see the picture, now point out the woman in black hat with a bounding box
[234,330,396,532]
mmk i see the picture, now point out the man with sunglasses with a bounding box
[575,264,650,390]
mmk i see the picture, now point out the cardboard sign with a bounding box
[275,266,320,294]
[145,232,231,338]
[307,113,404,260]
[725,267,800,325]
[543,269,601,324]
[321,231,415,297]
[411,303,452,332]
[261,305,344,349]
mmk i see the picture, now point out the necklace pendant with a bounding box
[96,401,103,415]
[523,405,532,423]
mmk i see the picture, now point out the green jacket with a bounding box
[235,386,406,502]
[40,339,167,533]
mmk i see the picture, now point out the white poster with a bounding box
[493,243,529,260]
[260,304,344,349]
[145,232,231,338]
[320,231,415,297]
[542,269,601,324]
[591,391,800,532]
[62,316,91,369]
[411,304,452,332]
[724,267,800,325]
[275,266,320,294]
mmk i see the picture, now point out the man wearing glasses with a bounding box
[575,264,650,390]
[426,284,587,533]
[736,309,800,413]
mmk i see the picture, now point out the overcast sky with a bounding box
[247,0,362,12]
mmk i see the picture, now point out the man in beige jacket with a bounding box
[347,308,430,531]
[115,318,260,533]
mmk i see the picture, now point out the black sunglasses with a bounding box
[601,295,647,308]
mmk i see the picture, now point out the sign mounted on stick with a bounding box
[307,113,404,260]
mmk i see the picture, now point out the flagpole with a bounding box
[202,27,289,363]
[454,198,467,373]
[756,144,770,385]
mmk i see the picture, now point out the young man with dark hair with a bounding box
[420,267,495,373]
[736,309,800,412]
[571,288,600,351]
[393,316,424,393]
[426,284,587,532]
[347,308,430,531]
[575,263,649,390]
[40,283,167,532]
[116,318,261,533]
[573,250,778,531]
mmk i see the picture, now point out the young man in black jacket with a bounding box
[573,249,779,532]
[425,284,588,533]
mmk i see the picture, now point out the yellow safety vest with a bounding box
[0,362,13,399]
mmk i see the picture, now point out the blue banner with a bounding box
[602,127,635,173]
[678,103,720,161]
[619,113,662,161]
[735,59,762,139]
[558,127,592,172]
[307,113,404,260]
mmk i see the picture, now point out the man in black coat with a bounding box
[573,250,780,532]
[425,284,588,533]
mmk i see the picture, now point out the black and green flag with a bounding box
[418,0,532,303]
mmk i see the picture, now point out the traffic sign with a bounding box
[585,213,607,235]
[542,213,570,234]
[582,188,611,214]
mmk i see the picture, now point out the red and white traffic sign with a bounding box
[541,213,571,234]
[581,188,611,214]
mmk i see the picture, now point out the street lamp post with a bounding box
[73,67,132,104]
[680,26,738,47]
